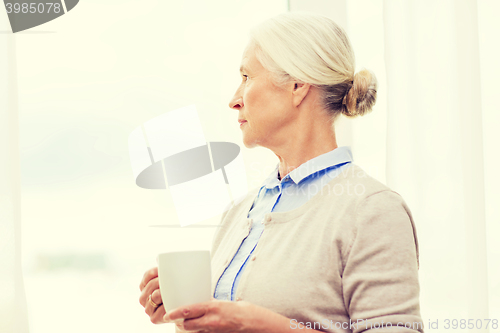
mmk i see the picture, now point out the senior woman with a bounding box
[139,12,423,333]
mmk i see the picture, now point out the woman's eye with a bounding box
[242,75,249,81]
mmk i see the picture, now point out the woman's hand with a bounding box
[165,300,255,333]
[140,268,317,332]
[139,267,168,324]
[165,300,325,333]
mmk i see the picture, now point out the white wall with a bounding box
[7,1,287,332]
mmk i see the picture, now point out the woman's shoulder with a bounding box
[326,163,394,198]
[335,164,420,267]
[321,163,412,217]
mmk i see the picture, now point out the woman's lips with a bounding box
[238,120,247,127]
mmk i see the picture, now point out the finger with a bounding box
[149,304,167,325]
[139,267,158,291]
[182,317,208,332]
[144,292,162,317]
[178,301,224,332]
[151,289,163,306]
[139,277,159,307]
[165,302,209,322]
[174,321,188,332]
[175,320,204,333]
[139,277,159,308]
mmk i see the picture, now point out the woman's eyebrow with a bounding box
[239,65,247,74]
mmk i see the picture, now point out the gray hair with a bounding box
[249,11,377,121]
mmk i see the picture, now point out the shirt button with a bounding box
[251,256,256,261]
[224,259,228,265]
[266,216,272,222]
[236,297,242,301]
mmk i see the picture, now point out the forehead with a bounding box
[239,44,263,73]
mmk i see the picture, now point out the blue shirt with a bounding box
[213,146,354,301]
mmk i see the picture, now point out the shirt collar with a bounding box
[262,146,353,189]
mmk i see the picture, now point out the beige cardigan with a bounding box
[210,164,424,333]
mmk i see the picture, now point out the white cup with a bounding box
[157,250,212,312]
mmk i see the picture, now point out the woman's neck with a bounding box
[274,127,338,179]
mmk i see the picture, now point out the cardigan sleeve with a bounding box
[342,190,424,333]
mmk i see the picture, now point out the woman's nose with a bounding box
[229,91,243,110]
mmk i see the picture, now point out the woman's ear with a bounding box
[292,82,311,107]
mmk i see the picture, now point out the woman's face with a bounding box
[228,44,296,149]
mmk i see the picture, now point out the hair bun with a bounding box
[342,69,377,117]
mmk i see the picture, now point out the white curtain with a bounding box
[0,19,30,333]
[383,0,499,326]
[292,0,500,329]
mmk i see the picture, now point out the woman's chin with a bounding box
[242,140,256,149]
[241,136,258,149]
